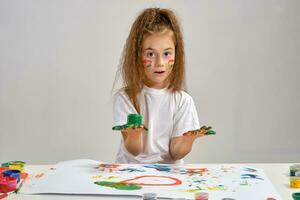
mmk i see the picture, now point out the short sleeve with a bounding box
[172,94,200,137]
[113,90,138,127]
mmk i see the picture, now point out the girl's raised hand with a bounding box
[120,125,147,156]
[183,126,216,138]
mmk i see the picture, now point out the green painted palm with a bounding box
[112,114,148,131]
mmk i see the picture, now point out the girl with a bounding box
[113,8,210,164]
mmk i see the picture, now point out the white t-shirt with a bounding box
[113,85,200,164]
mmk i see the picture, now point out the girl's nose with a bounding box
[156,56,164,67]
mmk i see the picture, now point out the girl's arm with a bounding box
[121,127,145,156]
[169,128,208,161]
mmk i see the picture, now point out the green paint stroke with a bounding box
[112,114,148,131]
[94,181,142,190]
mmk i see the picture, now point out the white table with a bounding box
[8,163,300,200]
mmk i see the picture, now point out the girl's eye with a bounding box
[147,52,155,58]
[164,52,172,57]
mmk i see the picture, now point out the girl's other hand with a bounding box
[182,126,212,138]
[121,125,146,156]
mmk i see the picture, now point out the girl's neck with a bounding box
[143,85,168,94]
[144,81,169,89]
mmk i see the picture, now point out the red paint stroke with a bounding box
[98,164,120,169]
[34,173,44,179]
[186,168,209,175]
[98,164,120,172]
[121,175,182,186]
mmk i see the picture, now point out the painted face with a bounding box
[142,30,175,89]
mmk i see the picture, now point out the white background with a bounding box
[0,0,299,164]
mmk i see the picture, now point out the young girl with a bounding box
[113,8,210,164]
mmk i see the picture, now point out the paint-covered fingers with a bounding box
[192,129,207,138]
[112,124,148,132]
[183,126,216,137]
[183,128,205,137]
[182,130,205,138]
[112,125,125,131]
[138,124,148,131]
[198,125,217,136]
[126,124,148,131]
[204,126,216,135]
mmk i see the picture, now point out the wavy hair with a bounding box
[115,8,186,113]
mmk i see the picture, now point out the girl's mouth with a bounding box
[154,71,165,74]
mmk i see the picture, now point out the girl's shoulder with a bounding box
[173,89,193,100]
[113,88,127,97]
[172,89,194,106]
[112,88,130,102]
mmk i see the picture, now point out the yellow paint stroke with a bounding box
[105,175,118,180]
[91,175,103,179]
[206,185,228,191]
[180,188,203,193]
[178,186,205,193]
[240,180,250,186]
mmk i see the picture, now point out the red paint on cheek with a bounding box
[142,59,152,67]
[168,59,175,67]
[168,59,175,63]
[168,59,175,65]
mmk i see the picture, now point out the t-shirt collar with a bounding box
[143,85,168,94]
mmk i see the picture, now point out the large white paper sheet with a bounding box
[22,159,282,200]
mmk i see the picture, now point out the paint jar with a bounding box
[0,176,17,193]
[9,163,24,171]
[290,172,300,188]
[142,193,157,200]
[292,192,300,200]
[195,192,209,200]
[2,170,21,183]
[0,167,9,174]
[222,198,236,200]
[290,164,300,176]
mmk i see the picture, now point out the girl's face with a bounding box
[142,29,175,89]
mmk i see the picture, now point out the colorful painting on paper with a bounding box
[22,159,282,200]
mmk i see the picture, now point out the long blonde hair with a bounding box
[115,8,186,113]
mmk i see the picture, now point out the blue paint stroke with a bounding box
[241,174,263,180]
[193,180,207,184]
[119,167,145,172]
[143,164,171,172]
[244,167,257,173]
